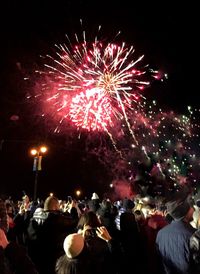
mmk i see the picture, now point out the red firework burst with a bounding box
[38,31,151,133]
[69,87,113,131]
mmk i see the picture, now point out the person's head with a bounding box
[22,195,30,204]
[91,192,99,200]
[122,198,135,211]
[77,211,101,230]
[56,233,88,274]
[101,199,112,211]
[5,202,14,217]
[44,196,60,211]
[134,209,145,223]
[63,233,85,259]
[166,198,194,222]
[165,186,194,222]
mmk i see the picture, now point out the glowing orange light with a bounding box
[76,190,81,197]
[40,146,47,153]
[30,146,48,156]
[30,149,38,156]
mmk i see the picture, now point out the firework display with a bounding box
[31,28,200,195]
[36,28,154,137]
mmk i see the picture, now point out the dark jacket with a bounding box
[27,210,78,274]
[84,232,120,274]
[0,242,38,274]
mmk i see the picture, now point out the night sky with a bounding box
[0,1,198,200]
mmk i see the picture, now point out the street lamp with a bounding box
[75,189,81,199]
[30,145,48,201]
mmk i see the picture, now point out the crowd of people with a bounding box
[1,186,200,273]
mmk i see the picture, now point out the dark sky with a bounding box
[0,1,198,200]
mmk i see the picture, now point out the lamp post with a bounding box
[30,146,47,201]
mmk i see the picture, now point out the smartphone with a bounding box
[90,228,97,237]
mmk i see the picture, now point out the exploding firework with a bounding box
[69,87,113,131]
[37,28,154,138]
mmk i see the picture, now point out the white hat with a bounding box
[91,192,99,200]
[63,233,84,258]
